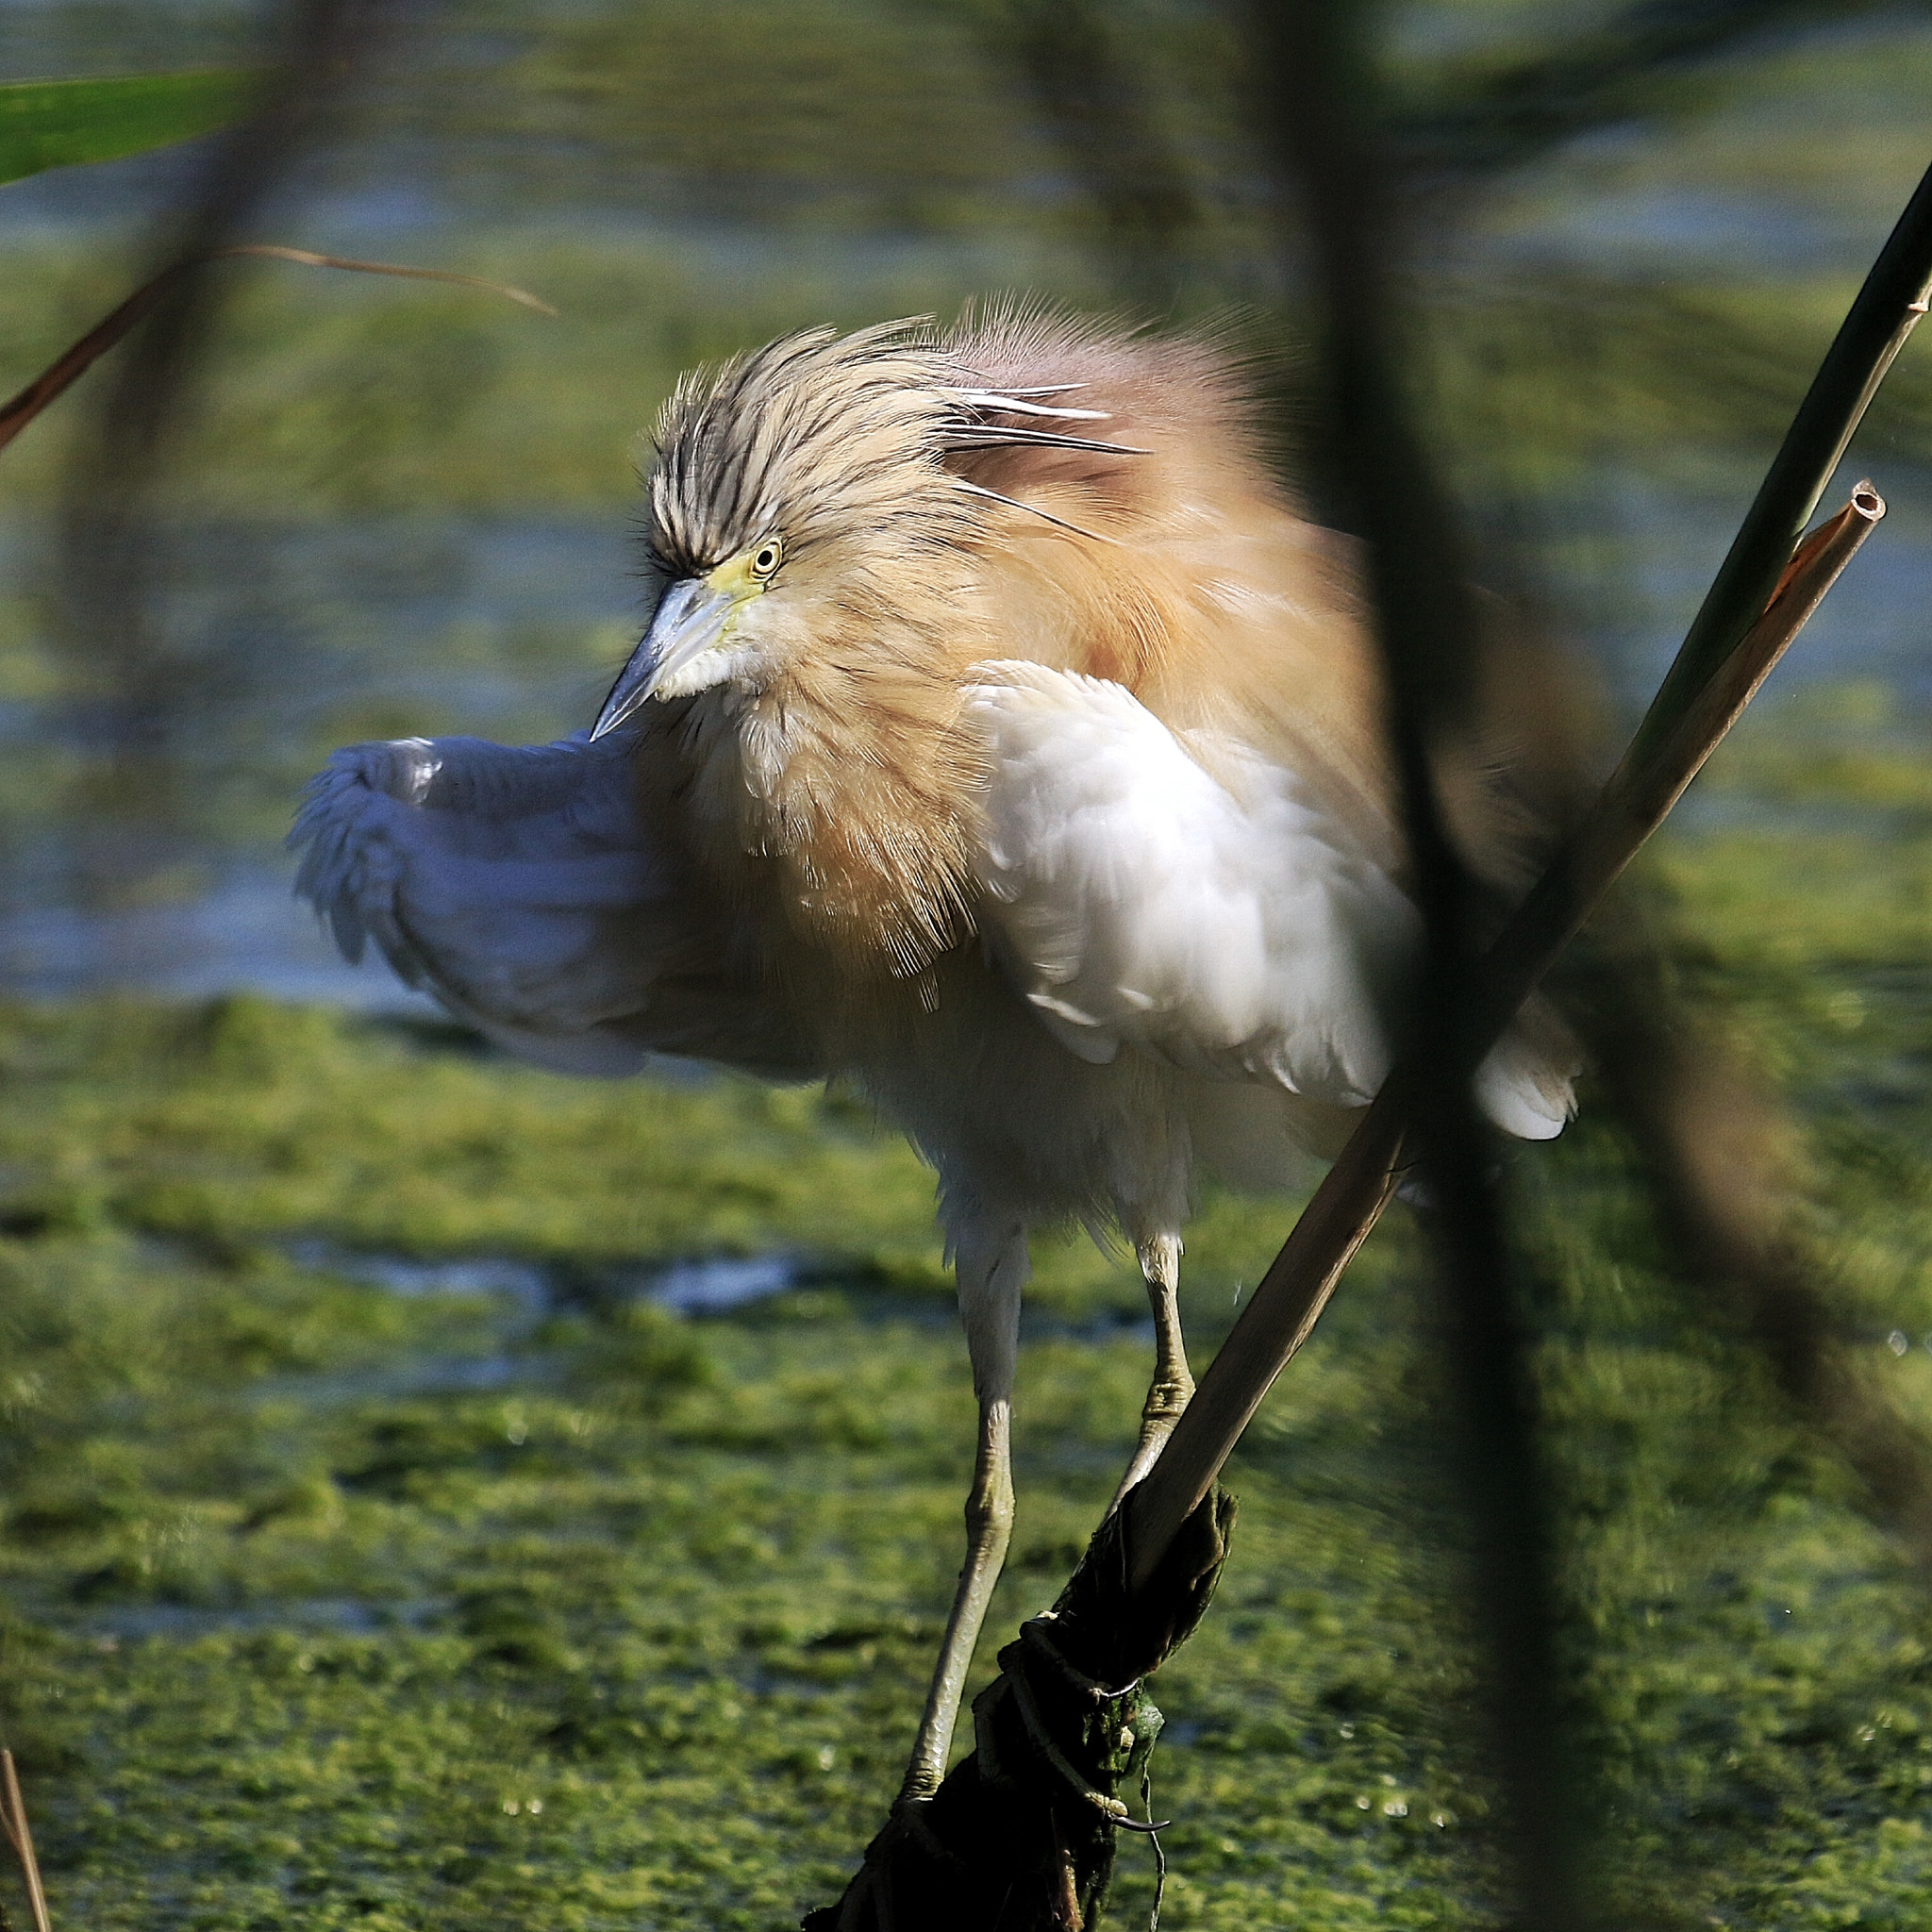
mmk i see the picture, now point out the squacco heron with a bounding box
[294,307,1574,1806]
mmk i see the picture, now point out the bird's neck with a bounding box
[678,638,989,987]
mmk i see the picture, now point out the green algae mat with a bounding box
[5,734,1932,1925]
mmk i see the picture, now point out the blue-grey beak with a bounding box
[591,577,738,740]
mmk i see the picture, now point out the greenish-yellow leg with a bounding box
[1111,1233,1193,1510]
[897,1221,1028,1807]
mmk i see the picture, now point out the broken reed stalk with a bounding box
[1634,159,1932,763]
[0,245,554,457]
[0,1750,52,1932]
[1125,478,1887,1591]
[1118,149,1932,1594]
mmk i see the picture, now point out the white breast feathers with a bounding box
[963,661,1573,1139]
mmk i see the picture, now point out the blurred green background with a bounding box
[0,0,1929,991]
[1,2,1932,1926]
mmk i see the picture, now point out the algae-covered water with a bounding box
[0,721,1931,1926]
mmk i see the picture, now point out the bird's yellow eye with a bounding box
[749,538,784,579]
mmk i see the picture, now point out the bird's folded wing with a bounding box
[962,661,1573,1138]
[290,731,815,1079]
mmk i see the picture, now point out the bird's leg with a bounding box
[897,1222,1027,1807]
[897,1389,1013,1807]
[1111,1232,1192,1509]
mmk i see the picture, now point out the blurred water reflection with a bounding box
[0,509,643,1000]
[2,0,1928,1003]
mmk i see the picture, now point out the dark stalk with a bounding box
[1242,7,1576,1922]
[991,0,1203,310]
[810,25,1927,1932]
[58,0,397,777]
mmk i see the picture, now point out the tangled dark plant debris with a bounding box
[803,1484,1233,1932]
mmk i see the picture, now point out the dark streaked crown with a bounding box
[642,318,1151,576]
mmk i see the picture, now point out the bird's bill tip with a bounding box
[589,672,648,741]
[591,576,737,737]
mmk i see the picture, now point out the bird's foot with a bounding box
[1111,1367,1195,1508]
[1140,1367,1195,1428]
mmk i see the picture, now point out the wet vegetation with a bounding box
[0,729,1926,1924]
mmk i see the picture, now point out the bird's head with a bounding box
[591,325,973,737]
[590,317,1148,738]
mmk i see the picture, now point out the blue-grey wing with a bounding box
[291,729,818,1079]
